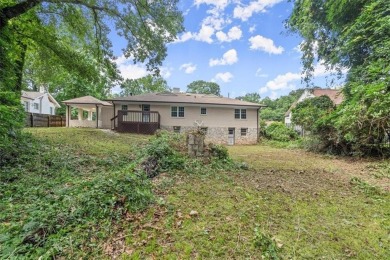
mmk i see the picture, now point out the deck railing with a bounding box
[115,110,160,134]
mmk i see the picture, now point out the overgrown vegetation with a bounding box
[265,122,299,142]
[287,0,390,156]
[114,144,389,259]
[0,128,242,258]
[0,92,26,165]
[0,129,153,258]
[236,90,304,122]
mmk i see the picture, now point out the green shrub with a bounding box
[0,136,153,258]
[209,144,229,160]
[142,131,186,177]
[253,225,280,259]
[0,92,25,138]
[265,122,298,142]
[0,92,27,165]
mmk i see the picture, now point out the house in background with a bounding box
[21,87,61,115]
[64,90,265,145]
[284,88,343,130]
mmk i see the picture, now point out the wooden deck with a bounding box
[112,110,160,135]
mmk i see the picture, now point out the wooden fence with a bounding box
[25,113,66,127]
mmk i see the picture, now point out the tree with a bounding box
[291,95,335,132]
[0,0,184,92]
[186,80,220,95]
[236,92,261,103]
[259,89,304,121]
[287,0,390,155]
[120,75,170,96]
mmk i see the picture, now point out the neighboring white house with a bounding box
[21,86,61,115]
[63,91,265,145]
[285,88,344,130]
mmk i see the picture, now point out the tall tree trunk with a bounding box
[13,42,27,92]
[0,0,42,31]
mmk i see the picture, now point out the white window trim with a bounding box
[234,109,247,120]
[171,106,185,118]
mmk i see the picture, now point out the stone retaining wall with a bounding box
[161,125,258,145]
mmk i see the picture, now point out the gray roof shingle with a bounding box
[63,96,112,106]
[108,92,264,107]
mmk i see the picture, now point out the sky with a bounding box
[111,0,344,99]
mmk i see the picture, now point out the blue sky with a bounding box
[112,0,343,99]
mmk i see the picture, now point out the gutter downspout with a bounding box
[113,103,116,129]
[96,105,99,129]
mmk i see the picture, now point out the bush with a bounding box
[0,92,25,138]
[265,122,298,142]
[142,131,186,177]
[209,144,229,160]
[0,92,26,165]
[0,135,153,258]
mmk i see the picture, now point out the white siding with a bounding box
[21,93,57,115]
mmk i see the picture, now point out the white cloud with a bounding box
[249,25,256,33]
[249,35,284,54]
[213,72,234,83]
[173,31,194,43]
[202,15,231,31]
[115,55,149,80]
[195,25,215,43]
[233,0,283,21]
[259,87,268,94]
[160,67,173,79]
[180,63,197,74]
[266,72,301,90]
[255,67,268,78]
[194,0,230,10]
[209,49,238,67]
[216,26,242,42]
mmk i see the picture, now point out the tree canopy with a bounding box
[236,92,261,103]
[0,0,184,94]
[120,75,170,97]
[260,89,304,122]
[291,95,335,132]
[288,0,390,155]
[186,80,221,96]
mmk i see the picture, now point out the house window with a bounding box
[200,127,208,134]
[234,109,247,119]
[33,103,39,110]
[200,107,207,115]
[241,128,248,136]
[142,104,150,111]
[171,106,185,117]
[24,101,29,112]
[173,126,181,133]
[50,107,54,115]
[121,105,128,116]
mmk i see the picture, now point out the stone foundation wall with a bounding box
[161,125,258,145]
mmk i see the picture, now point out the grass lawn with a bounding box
[1,128,389,259]
[113,144,390,259]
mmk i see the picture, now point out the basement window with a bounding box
[241,128,248,136]
[173,126,181,133]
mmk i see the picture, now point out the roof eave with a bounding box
[107,99,264,108]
